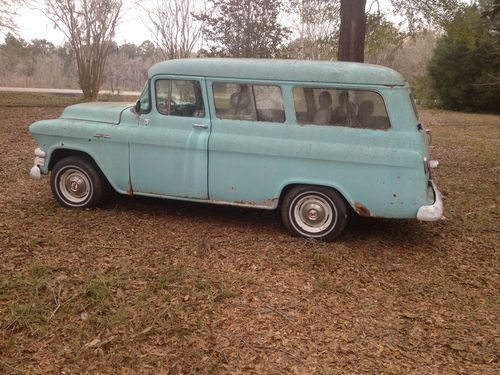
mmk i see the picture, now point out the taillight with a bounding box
[423,157,439,174]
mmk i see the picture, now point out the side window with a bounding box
[293,87,390,130]
[155,79,205,118]
[254,85,285,122]
[213,83,257,121]
[213,82,285,123]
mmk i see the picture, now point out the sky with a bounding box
[7,0,151,45]
[5,0,396,46]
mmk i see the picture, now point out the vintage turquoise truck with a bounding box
[29,58,443,240]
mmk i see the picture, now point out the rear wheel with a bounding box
[281,186,349,241]
[50,156,107,208]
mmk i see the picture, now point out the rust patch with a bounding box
[127,174,134,196]
[233,200,256,206]
[354,202,371,217]
[261,197,279,206]
[234,197,278,207]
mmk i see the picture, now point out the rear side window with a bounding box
[293,87,390,130]
[213,83,285,123]
[155,79,205,118]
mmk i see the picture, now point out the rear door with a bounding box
[206,79,288,206]
[129,75,210,199]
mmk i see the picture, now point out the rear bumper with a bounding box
[417,180,444,221]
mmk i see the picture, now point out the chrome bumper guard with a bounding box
[417,180,444,221]
[29,148,45,180]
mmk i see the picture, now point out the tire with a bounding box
[50,156,108,208]
[281,186,349,241]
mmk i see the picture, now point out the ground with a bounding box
[0,94,498,374]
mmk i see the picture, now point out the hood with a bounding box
[60,102,134,124]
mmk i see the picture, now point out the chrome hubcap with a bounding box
[293,194,336,235]
[58,168,91,204]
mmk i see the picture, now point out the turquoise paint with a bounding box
[60,102,134,124]
[149,59,406,86]
[128,75,210,198]
[29,58,434,219]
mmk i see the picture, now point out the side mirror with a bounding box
[134,100,141,113]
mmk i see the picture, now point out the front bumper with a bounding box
[417,180,444,221]
[29,148,46,180]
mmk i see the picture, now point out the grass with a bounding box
[3,303,46,333]
[0,93,498,374]
[0,264,55,334]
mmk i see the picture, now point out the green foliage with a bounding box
[196,0,290,58]
[364,13,405,65]
[413,74,440,108]
[427,1,500,113]
[389,0,460,32]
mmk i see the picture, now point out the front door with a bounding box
[129,75,210,199]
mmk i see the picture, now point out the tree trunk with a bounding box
[338,0,367,62]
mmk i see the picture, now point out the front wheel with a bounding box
[281,186,349,241]
[50,156,107,208]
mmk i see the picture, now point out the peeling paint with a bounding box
[127,174,134,196]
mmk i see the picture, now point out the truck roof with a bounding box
[148,58,406,86]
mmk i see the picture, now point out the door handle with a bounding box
[192,123,209,129]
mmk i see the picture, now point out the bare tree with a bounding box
[392,30,438,84]
[140,0,203,60]
[41,0,122,99]
[0,0,23,33]
[287,0,340,60]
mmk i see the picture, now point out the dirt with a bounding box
[0,103,498,374]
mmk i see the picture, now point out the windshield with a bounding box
[138,81,151,112]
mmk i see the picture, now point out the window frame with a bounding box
[153,77,206,118]
[212,81,286,124]
[292,85,392,130]
[137,79,152,115]
[409,91,420,121]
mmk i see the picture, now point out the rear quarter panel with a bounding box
[207,82,430,218]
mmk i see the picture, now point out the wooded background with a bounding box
[0,0,498,112]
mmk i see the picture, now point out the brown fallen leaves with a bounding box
[0,102,499,374]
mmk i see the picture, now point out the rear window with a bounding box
[293,87,390,130]
[213,82,285,123]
